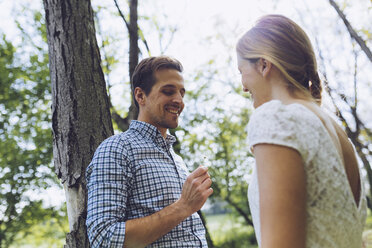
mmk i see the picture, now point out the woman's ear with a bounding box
[258,58,272,78]
[134,87,146,106]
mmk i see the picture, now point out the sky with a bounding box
[0,0,371,209]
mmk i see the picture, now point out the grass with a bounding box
[7,211,372,247]
[207,213,372,248]
[363,211,372,248]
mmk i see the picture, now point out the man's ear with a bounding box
[258,58,272,78]
[134,87,146,106]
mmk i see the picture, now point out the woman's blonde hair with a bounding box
[236,14,322,103]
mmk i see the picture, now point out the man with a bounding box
[86,56,213,247]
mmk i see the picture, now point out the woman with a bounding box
[236,15,366,247]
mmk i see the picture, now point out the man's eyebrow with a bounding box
[161,84,177,88]
[161,84,186,92]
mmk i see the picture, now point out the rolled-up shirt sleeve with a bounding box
[86,136,132,248]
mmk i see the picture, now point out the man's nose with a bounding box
[172,92,184,104]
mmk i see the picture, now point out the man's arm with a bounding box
[123,166,213,248]
[86,138,130,248]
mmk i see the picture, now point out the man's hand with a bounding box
[176,166,213,216]
[123,166,213,248]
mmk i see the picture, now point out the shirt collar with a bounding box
[129,120,176,147]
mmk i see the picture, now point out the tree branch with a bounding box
[113,0,131,34]
[212,183,253,226]
[322,76,372,209]
[329,0,372,63]
[113,0,151,56]
[225,197,253,226]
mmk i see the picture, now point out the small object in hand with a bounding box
[203,156,211,167]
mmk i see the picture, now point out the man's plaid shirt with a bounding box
[86,120,207,247]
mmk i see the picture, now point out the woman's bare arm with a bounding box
[254,144,306,248]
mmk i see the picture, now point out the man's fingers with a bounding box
[179,166,213,214]
[200,177,212,190]
[190,171,210,187]
[205,187,213,197]
[189,166,208,178]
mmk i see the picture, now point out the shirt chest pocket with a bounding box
[134,158,184,205]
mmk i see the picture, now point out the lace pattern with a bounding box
[247,100,367,248]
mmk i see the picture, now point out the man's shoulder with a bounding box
[97,127,149,151]
[98,130,128,147]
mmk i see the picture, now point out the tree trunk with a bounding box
[111,0,139,132]
[197,211,215,248]
[43,0,114,247]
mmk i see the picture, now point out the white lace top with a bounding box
[247,100,367,248]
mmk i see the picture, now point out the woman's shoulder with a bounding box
[248,100,323,162]
[250,99,319,126]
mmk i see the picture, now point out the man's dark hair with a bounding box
[131,56,184,109]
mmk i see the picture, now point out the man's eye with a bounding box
[163,91,174,95]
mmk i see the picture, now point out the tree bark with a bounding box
[43,0,113,247]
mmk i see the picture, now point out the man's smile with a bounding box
[165,105,181,116]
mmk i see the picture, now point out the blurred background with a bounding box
[0,0,371,247]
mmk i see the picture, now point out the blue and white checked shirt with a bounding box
[86,120,207,247]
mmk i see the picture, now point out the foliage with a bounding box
[0,0,371,246]
[178,59,255,228]
[309,0,372,205]
[0,9,63,247]
[364,211,372,248]
[206,214,257,248]
[9,202,68,248]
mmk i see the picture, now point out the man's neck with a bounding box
[136,117,168,139]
